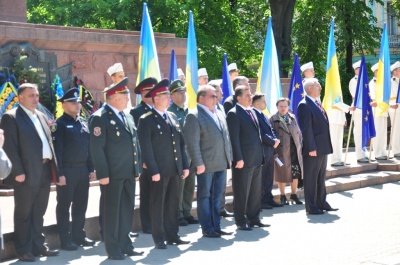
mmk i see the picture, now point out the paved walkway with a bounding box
[2,181,400,265]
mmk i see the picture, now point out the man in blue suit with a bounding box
[297,78,338,215]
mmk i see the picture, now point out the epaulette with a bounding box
[141,111,152,119]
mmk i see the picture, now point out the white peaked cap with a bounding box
[390,61,400,72]
[228,63,238,72]
[300,62,313,72]
[177,68,185,77]
[371,63,379,72]
[107,63,124,77]
[198,68,208,77]
[208,79,222,86]
[352,60,361,70]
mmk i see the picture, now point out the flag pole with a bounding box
[344,113,354,165]
[387,108,397,159]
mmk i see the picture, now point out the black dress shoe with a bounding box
[184,216,199,224]
[268,201,284,207]
[76,238,95,247]
[167,238,190,245]
[35,249,59,257]
[124,249,144,256]
[236,223,252,231]
[154,241,167,249]
[215,229,233,236]
[261,203,273,209]
[324,207,339,211]
[248,221,270,228]
[108,255,125,260]
[129,232,139,238]
[203,231,221,238]
[178,217,188,226]
[219,209,234,218]
[18,253,35,262]
[61,241,78,251]
[307,209,324,215]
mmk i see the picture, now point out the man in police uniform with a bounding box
[369,62,388,160]
[389,61,400,158]
[52,88,96,251]
[137,79,190,249]
[168,80,199,226]
[349,60,369,163]
[130,77,157,234]
[90,77,143,260]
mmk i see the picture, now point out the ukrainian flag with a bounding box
[322,20,343,115]
[136,3,161,87]
[375,23,391,116]
[186,11,198,109]
[54,75,64,119]
[256,17,282,116]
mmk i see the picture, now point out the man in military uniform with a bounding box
[349,60,369,163]
[90,77,143,260]
[137,79,190,249]
[52,88,96,251]
[168,80,199,226]
[130,77,157,234]
[389,61,400,158]
[369,62,388,160]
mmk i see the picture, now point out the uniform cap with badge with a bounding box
[198,68,208,77]
[103,77,130,97]
[169,79,186,93]
[352,60,361,70]
[134,77,158,94]
[390,61,400,72]
[145,79,171,98]
[107,63,124,77]
[300,62,314,72]
[58,87,81,103]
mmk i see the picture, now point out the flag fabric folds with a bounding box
[288,54,303,117]
[256,17,282,116]
[169,49,178,82]
[221,53,233,103]
[186,11,199,109]
[0,81,18,118]
[375,23,391,116]
[353,56,376,148]
[322,20,344,116]
[54,75,64,119]
[79,84,98,122]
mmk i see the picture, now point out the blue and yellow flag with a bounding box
[54,75,64,119]
[0,81,18,118]
[256,17,282,116]
[323,20,343,115]
[186,11,198,109]
[288,54,303,117]
[221,53,233,103]
[169,49,178,82]
[375,23,391,116]
[353,56,376,148]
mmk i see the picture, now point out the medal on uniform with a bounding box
[110,120,116,125]
[117,131,120,136]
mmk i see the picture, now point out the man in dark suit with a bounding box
[252,93,282,209]
[90,77,143,260]
[130,77,157,234]
[223,76,249,114]
[226,85,268,230]
[297,78,338,215]
[137,79,190,249]
[0,83,59,262]
[184,85,233,238]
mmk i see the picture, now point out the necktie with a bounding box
[315,100,327,120]
[119,111,128,129]
[163,113,171,127]
[246,109,257,127]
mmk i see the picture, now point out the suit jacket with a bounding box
[223,95,237,114]
[254,109,278,157]
[226,105,264,168]
[184,105,232,173]
[0,106,59,186]
[0,149,12,179]
[90,105,142,180]
[297,96,333,156]
[130,101,152,127]
[137,109,189,178]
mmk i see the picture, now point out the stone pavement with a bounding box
[2,181,400,265]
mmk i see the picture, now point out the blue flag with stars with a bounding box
[353,56,376,148]
[288,54,304,117]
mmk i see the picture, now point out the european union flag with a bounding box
[169,48,178,82]
[221,53,233,103]
[288,54,303,117]
[353,56,376,148]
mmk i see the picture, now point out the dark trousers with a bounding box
[303,155,331,212]
[103,178,136,256]
[13,163,51,255]
[139,168,152,233]
[56,166,89,244]
[261,154,275,205]
[150,175,180,243]
[99,185,105,240]
[219,169,227,212]
[232,165,262,225]
[178,169,195,219]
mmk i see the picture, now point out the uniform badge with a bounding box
[110,120,116,125]
[117,131,120,137]
[93,127,101,136]
[50,123,57,132]
[157,125,160,129]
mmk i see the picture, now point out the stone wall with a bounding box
[0,0,27,23]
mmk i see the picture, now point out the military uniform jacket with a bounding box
[130,101,152,127]
[167,103,188,128]
[52,112,94,176]
[137,109,189,178]
[89,105,142,180]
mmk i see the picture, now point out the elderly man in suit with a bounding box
[184,85,233,238]
[90,77,143,260]
[0,83,59,262]
[227,85,268,230]
[297,78,338,215]
[137,79,190,249]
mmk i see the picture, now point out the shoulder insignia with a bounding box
[50,123,57,132]
[93,127,101,136]
[141,111,152,119]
